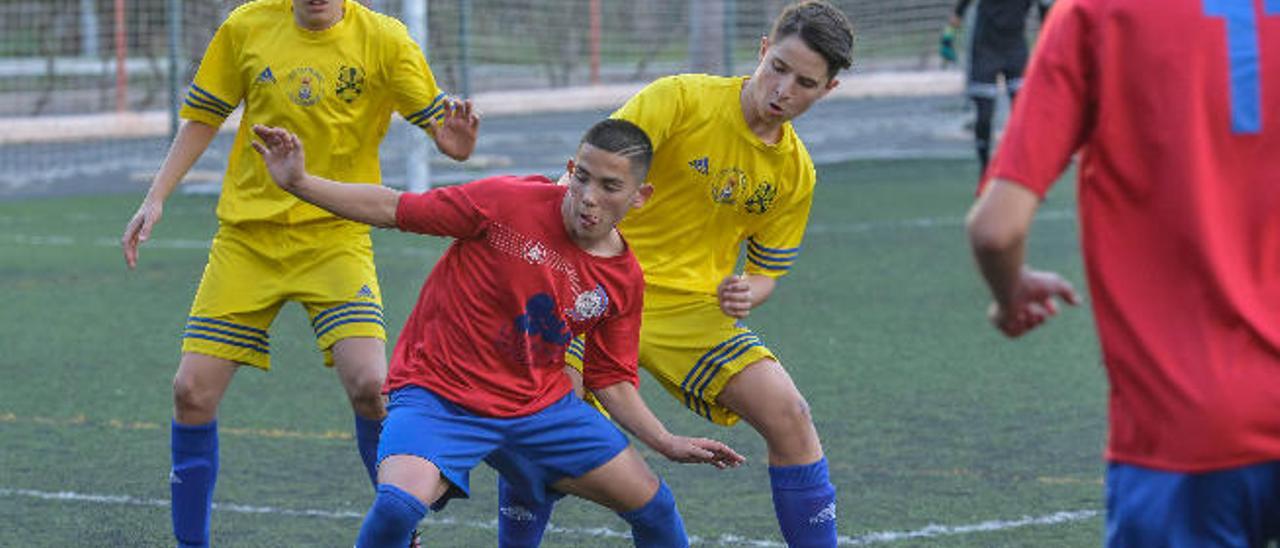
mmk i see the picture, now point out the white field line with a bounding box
[0,487,1098,545]
[0,209,1077,253]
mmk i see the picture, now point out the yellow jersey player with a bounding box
[498,2,852,546]
[119,1,478,546]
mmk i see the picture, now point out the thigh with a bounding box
[183,225,288,370]
[293,225,387,366]
[966,45,1002,100]
[487,394,632,507]
[1106,461,1280,548]
[379,387,504,510]
[638,289,775,426]
[550,446,658,513]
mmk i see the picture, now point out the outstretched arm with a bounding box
[250,125,400,228]
[121,120,218,269]
[592,382,745,469]
[966,179,1081,337]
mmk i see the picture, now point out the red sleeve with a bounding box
[581,275,643,391]
[983,0,1096,197]
[395,177,525,238]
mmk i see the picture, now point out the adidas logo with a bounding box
[689,156,709,175]
[808,502,836,525]
[355,284,375,299]
[169,470,182,484]
[255,67,276,85]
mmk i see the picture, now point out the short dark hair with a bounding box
[771,1,854,79]
[580,118,654,182]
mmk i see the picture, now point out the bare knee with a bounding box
[173,371,219,424]
[346,371,386,417]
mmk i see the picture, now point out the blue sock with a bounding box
[356,484,427,548]
[498,475,554,547]
[618,480,688,548]
[769,457,838,548]
[354,414,382,488]
[171,420,218,548]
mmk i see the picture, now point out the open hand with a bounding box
[434,98,480,161]
[657,434,746,469]
[121,200,163,269]
[250,124,306,191]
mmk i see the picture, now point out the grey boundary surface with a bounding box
[0,70,1007,199]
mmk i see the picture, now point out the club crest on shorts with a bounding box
[568,285,609,322]
[287,67,324,106]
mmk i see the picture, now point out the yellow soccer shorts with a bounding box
[566,286,776,426]
[181,219,387,370]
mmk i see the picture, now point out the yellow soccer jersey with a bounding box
[180,0,450,225]
[613,74,816,295]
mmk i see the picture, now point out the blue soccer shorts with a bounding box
[377,386,630,509]
[1106,461,1280,547]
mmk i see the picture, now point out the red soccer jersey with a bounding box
[384,176,644,417]
[989,0,1280,472]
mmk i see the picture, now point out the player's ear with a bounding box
[758,36,770,61]
[631,183,654,208]
[825,76,840,92]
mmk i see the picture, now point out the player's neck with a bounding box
[569,227,625,258]
[739,82,785,145]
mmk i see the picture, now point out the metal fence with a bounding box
[0,0,958,117]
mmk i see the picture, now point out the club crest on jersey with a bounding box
[568,285,609,322]
[744,180,777,214]
[710,168,748,205]
[689,156,709,175]
[287,67,324,106]
[335,65,365,103]
[254,67,276,85]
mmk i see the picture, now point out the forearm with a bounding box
[966,179,1038,306]
[284,175,401,229]
[145,120,218,204]
[971,235,1027,307]
[591,382,672,451]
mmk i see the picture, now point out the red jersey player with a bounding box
[251,119,743,547]
[967,0,1280,544]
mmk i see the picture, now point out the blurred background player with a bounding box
[118,0,478,546]
[251,119,743,547]
[499,2,853,546]
[947,0,1052,174]
[967,0,1280,544]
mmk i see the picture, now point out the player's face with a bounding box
[292,0,345,31]
[561,144,652,250]
[745,35,839,123]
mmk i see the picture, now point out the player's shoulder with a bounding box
[346,2,414,41]
[222,0,286,30]
[646,73,739,98]
[461,174,562,202]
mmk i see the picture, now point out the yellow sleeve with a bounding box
[386,20,448,134]
[610,76,687,150]
[744,163,815,279]
[179,19,243,127]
